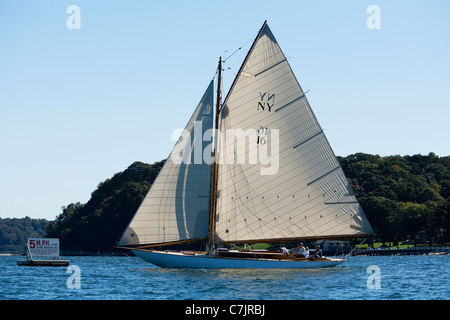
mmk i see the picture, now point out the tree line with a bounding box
[1,153,448,253]
[339,152,449,246]
[47,152,449,250]
[0,217,48,253]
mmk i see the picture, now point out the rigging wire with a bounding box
[223,46,242,62]
[222,29,259,74]
[345,237,368,258]
[223,30,258,63]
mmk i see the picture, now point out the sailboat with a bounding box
[116,21,374,268]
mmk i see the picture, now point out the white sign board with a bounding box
[27,238,60,258]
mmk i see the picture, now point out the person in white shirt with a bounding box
[280,247,290,256]
[302,247,310,258]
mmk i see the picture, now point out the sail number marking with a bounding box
[257,92,275,112]
[257,126,268,145]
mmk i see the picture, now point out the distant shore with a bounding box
[354,246,450,256]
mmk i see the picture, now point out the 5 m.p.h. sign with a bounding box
[27,238,60,258]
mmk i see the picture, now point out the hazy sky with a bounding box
[1,1,449,220]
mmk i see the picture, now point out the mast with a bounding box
[206,21,267,252]
[208,57,222,254]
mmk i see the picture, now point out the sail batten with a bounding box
[275,94,305,112]
[254,58,287,77]
[292,130,323,149]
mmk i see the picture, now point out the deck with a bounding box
[216,249,327,261]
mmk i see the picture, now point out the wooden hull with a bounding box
[133,249,345,269]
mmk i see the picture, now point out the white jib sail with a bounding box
[215,23,373,243]
[118,81,214,246]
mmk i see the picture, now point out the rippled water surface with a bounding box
[0,255,448,300]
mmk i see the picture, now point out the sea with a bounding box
[0,254,448,301]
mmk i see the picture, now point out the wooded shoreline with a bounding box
[1,153,449,254]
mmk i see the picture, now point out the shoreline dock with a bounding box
[355,246,450,256]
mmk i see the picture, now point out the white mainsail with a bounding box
[118,81,214,247]
[215,23,373,243]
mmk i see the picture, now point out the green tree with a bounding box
[42,152,449,252]
[398,202,430,245]
[0,217,49,253]
[359,196,400,245]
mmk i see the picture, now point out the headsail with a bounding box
[118,81,214,247]
[215,22,373,244]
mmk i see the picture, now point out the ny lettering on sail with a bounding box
[257,92,275,112]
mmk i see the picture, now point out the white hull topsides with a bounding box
[132,249,346,269]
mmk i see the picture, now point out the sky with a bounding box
[0,0,449,220]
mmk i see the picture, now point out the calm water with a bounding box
[0,255,448,300]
